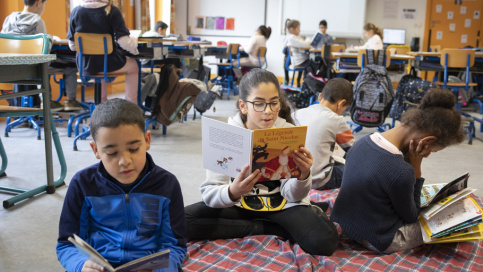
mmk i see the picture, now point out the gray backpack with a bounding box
[350,50,394,127]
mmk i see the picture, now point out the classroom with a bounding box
[0,0,482,271]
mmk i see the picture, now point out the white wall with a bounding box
[175,0,427,78]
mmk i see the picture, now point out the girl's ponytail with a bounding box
[284,19,291,35]
[105,0,112,15]
[375,26,383,39]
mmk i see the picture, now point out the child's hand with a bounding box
[82,260,105,272]
[405,139,431,178]
[293,147,313,180]
[228,165,262,201]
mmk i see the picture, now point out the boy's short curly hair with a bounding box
[90,98,145,141]
[320,78,353,105]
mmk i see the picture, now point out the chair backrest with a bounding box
[0,33,49,54]
[357,49,391,68]
[74,33,113,55]
[387,45,411,55]
[430,45,441,52]
[331,44,346,54]
[440,49,475,68]
[256,46,267,58]
[226,43,240,55]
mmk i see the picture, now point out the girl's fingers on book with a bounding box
[82,260,105,272]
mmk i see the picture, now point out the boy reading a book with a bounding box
[56,99,187,272]
[293,78,355,190]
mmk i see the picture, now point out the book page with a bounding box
[423,197,482,236]
[421,172,469,207]
[421,188,477,219]
[116,249,170,272]
[420,184,445,207]
[68,234,115,272]
[252,126,307,181]
[202,117,252,178]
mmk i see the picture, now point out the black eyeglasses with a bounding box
[244,100,281,112]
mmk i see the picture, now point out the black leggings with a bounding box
[185,201,339,256]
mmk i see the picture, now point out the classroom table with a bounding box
[0,53,66,208]
[408,51,483,71]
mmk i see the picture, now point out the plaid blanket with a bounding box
[183,189,483,271]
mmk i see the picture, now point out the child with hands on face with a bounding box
[331,88,465,254]
[185,69,338,256]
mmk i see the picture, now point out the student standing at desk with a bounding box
[312,20,333,50]
[353,23,383,50]
[68,0,139,103]
[1,0,81,111]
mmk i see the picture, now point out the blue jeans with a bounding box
[317,162,344,190]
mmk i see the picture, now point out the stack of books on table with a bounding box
[418,172,483,244]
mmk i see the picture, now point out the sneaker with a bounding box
[64,99,83,111]
[50,100,64,112]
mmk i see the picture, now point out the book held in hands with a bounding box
[202,117,307,179]
[68,234,170,272]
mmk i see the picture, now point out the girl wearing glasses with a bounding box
[185,69,339,256]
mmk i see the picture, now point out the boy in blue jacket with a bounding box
[56,98,187,271]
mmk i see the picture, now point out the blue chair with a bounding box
[284,47,305,88]
[240,46,268,70]
[435,49,477,110]
[73,32,125,150]
[210,43,240,99]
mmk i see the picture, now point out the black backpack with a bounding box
[389,68,437,120]
[188,56,217,113]
[351,50,394,127]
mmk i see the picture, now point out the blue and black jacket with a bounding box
[56,153,187,272]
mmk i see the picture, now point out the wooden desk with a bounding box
[0,53,66,208]
[332,52,415,61]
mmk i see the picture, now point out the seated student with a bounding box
[236,25,271,67]
[292,78,355,190]
[312,20,333,50]
[68,0,139,103]
[1,0,82,111]
[142,21,168,37]
[283,19,311,87]
[331,89,465,254]
[184,69,338,256]
[353,23,383,50]
[56,98,187,271]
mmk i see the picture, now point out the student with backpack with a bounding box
[68,0,139,103]
[331,89,465,253]
[283,19,311,87]
[184,69,339,256]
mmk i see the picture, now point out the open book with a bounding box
[310,32,323,48]
[419,197,483,244]
[420,172,470,208]
[68,234,170,272]
[202,117,307,179]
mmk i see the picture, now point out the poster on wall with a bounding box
[474,10,480,19]
[206,17,216,30]
[226,18,235,30]
[461,34,468,44]
[195,17,204,29]
[436,4,442,13]
[465,19,471,28]
[448,11,454,20]
[402,8,416,19]
[450,23,456,32]
[436,31,443,40]
[461,6,467,14]
[216,17,225,30]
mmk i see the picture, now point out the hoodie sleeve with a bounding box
[200,170,238,208]
[280,174,312,202]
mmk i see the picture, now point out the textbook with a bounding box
[420,172,470,208]
[419,197,483,244]
[202,116,307,179]
[310,32,323,48]
[68,234,170,272]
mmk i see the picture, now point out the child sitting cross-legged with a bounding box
[293,78,355,190]
[56,99,187,271]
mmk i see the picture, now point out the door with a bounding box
[427,0,483,49]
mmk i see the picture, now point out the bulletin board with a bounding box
[281,0,367,38]
[187,0,267,37]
